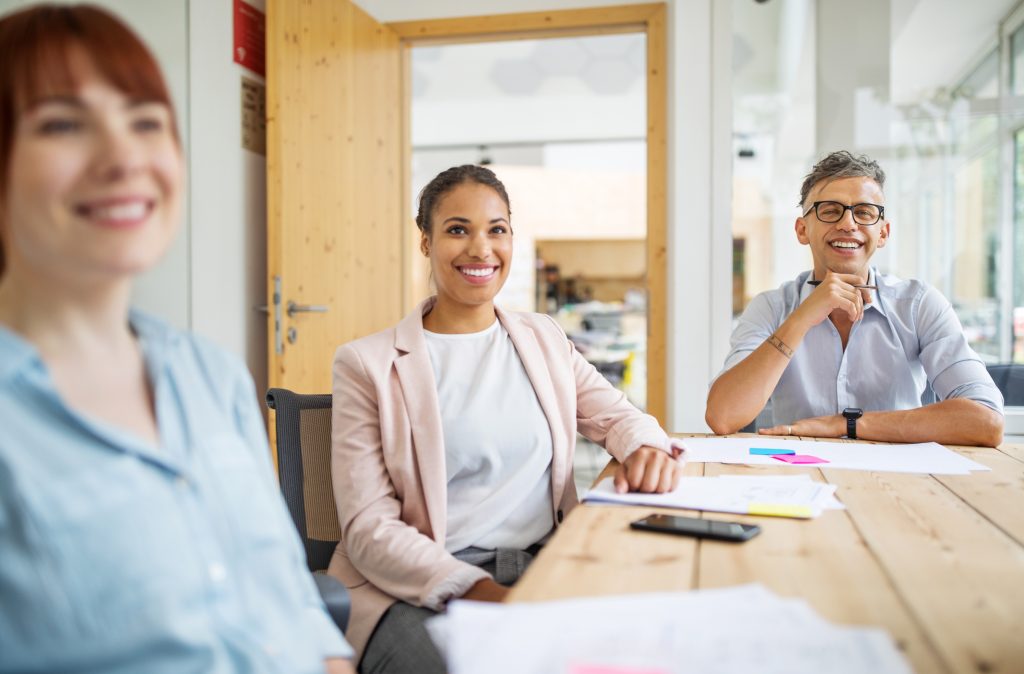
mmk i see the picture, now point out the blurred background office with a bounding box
[6,0,1021,461]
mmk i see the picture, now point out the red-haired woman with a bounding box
[0,5,353,673]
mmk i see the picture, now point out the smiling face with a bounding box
[796,176,889,281]
[2,55,182,286]
[421,181,512,315]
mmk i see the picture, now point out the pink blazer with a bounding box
[327,298,674,657]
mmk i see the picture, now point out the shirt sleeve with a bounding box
[230,362,354,660]
[915,285,1004,414]
[716,292,782,380]
[421,565,492,611]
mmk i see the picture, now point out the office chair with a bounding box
[986,364,1024,406]
[265,387,349,632]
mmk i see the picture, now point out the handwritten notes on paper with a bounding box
[583,475,842,519]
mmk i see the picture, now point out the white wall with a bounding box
[357,0,729,432]
[187,0,268,399]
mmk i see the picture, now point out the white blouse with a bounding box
[424,319,555,553]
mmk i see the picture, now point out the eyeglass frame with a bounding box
[802,200,885,226]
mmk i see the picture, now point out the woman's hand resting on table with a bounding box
[613,446,683,494]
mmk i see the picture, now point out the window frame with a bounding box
[997,1,1024,433]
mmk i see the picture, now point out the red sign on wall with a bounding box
[233,0,265,77]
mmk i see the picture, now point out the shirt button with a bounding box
[175,476,189,489]
[263,644,279,657]
[209,562,227,583]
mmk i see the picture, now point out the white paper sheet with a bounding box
[428,584,913,674]
[582,475,842,518]
[677,437,988,475]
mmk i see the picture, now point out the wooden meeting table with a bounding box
[506,434,1024,674]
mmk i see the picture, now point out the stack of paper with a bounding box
[427,584,913,674]
[583,474,843,518]
[678,437,989,475]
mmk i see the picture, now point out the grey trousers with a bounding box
[358,545,540,674]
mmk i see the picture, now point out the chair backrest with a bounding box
[265,388,340,572]
[986,364,1024,406]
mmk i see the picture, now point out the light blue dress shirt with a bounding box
[719,269,1004,426]
[0,312,352,673]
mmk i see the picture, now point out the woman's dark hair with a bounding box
[415,164,511,235]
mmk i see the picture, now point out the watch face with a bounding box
[843,408,863,419]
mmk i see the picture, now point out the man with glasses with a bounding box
[705,151,1004,446]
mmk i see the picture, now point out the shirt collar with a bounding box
[863,268,887,318]
[0,310,179,385]
[0,324,39,385]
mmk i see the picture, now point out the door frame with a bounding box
[389,4,669,424]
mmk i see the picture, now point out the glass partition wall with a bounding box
[732,0,1024,432]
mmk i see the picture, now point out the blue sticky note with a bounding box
[749,447,796,456]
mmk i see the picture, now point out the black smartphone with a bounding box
[630,514,761,542]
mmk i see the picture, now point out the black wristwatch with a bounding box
[842,408,863,439]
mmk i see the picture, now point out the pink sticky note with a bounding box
[772,454,829,465]
[568,666,670,674]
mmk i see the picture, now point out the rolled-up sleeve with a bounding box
[915,286,1004,414]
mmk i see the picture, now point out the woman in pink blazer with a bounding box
[329,165,683,673]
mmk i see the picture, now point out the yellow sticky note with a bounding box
[747,503,814,519]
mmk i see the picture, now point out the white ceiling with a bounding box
[730,0,1020,105]
[361,0,1024,146]
[366,0,1022,106]
[890,0,1019,103]
[410,34,646,147]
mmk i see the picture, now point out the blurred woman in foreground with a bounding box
[0,5,353,672]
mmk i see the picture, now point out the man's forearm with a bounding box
[706,315,812,434]
[858,399,1004,447]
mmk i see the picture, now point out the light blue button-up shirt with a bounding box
[0,312,352,673]
[719,269,1004,426]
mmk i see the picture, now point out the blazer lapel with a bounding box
[497,307,570,516]
[393,298,448,541]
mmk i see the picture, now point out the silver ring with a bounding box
[787,425,793,436]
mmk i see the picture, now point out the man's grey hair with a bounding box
[799,151,885,208]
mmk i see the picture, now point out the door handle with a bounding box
[287,301,328,317]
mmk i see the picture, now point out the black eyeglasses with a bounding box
[803,201,884,226]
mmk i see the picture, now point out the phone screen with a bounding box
[643,515,715,534]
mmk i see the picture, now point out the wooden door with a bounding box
[389,4,668,425]
[266,0,403,413]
